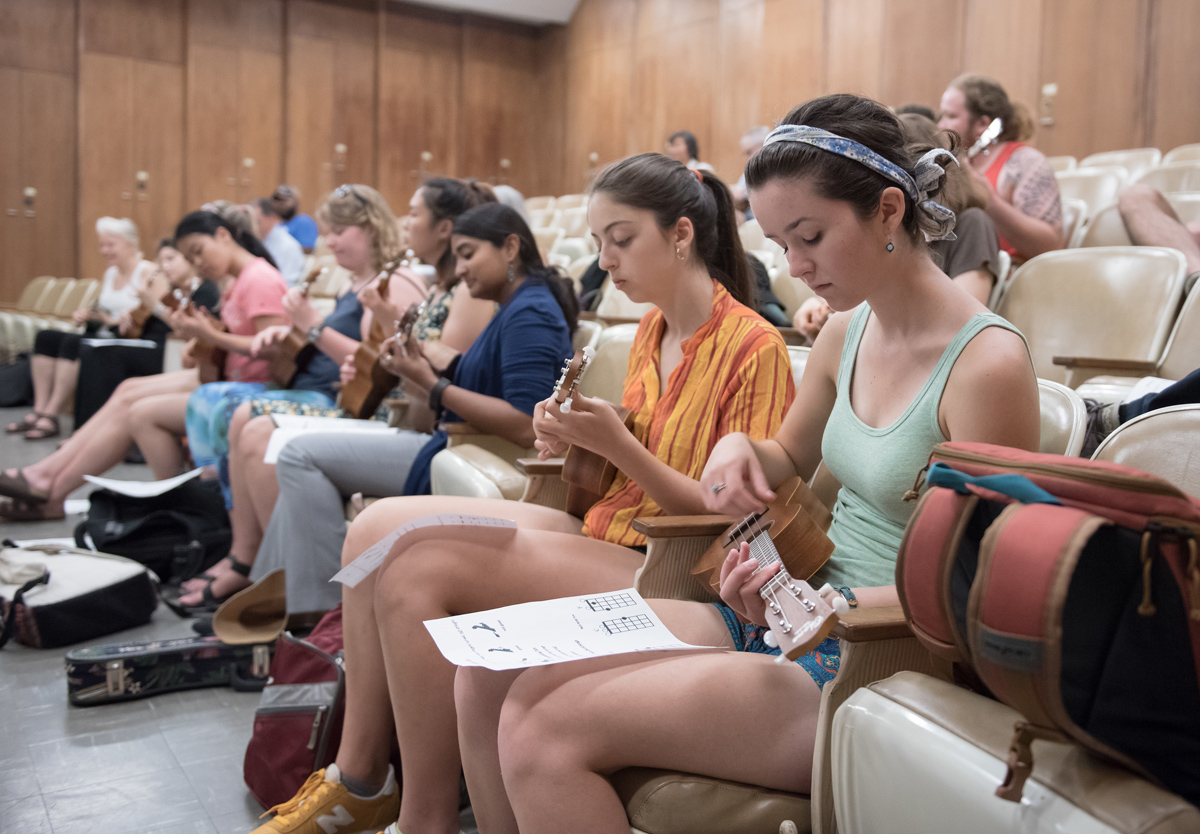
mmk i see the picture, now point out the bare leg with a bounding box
[179,404,261,602]
[1119,184,1200,274]
[496,600,820,834]
[29,353,54,416]
[366,497,643,834]
[953,268,994,306]
[240,415,281,532]
[454,668,524,834]
[45,357,80,416]
[127,393,189,479]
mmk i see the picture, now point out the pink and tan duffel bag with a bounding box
[894,442,1200,807]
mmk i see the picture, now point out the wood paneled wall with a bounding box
[3,0,1200,298]
[552,0,1199,190]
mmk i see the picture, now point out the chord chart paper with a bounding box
[424,588,719,671]
[602,614,654,634]
[331,514,517,588]
[586,592,637,612]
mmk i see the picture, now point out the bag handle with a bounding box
[926,462,1062,506]
[0,572,50,649]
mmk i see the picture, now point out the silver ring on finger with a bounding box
[711,482,725,495]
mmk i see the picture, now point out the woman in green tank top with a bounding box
[457,94,1041,833]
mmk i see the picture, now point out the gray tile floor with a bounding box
[1,406,479,834]
[1,407,266,834]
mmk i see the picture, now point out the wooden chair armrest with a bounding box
[439,421,482,435]
[831,604,910,643]
[631,515,735,539]
[516,457,564,476]
[1052,355,1158,373]
[776,326,809,346]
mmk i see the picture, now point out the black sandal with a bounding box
[164,558,254,617]
[6,414,41,434]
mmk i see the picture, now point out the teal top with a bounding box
[812,303,1025,589]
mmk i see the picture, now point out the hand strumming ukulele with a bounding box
[967,117,1003,159]
[267,266,329,388]
[549,347,636,519]
[190,299,230,384]
[338,253,422,418]
[693,477,842,660]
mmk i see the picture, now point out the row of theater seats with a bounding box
[0,276,101,361]
[418,314,1200,833]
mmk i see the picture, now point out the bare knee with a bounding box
[228,403,253,441]
[497,677,582,783]
[341,496,412,568]
[371,540,451,612]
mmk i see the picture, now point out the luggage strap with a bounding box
[0,571,51,649]
[926,462,1062,505]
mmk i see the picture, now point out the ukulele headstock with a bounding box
[394,301,424,343]
[761,570,843,661]
[552,346,594,413]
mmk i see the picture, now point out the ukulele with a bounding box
[190,299,230,384]
[337,254,420,418]
[550,347,636,519]
[967,117,1003,159]
[692,477,841,660]
[267,266,329,388]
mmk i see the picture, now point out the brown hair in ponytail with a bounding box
[588,153,754,310]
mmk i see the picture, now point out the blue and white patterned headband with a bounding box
[762,124,959,241]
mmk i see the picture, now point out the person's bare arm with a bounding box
[439,282,496,353]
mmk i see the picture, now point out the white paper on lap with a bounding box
[331,514,518,588]
[425,588,718,671]
[83,467,204,498]
[263,414,397,464]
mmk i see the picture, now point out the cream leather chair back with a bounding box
[554,207,590,238]
[737,218,766,252]
[30,278,65,314]
[997,247,1187,384]
[1164,143,1200,165]
[1061,197,1088,247]
[49,278,81,317]
[1092,404,1200,497]
[533,228,563,259]
[524,195,555,213]
[1157,282,1200,381]
[579,324,636,402]
[1055,167,1127,218]
[1079,147,1162,181]
[551,235,591,264]
[572,319,603,352]
[771,273,817,319]
[1135,162,1200,194]
[1036,379,1087,456]
[76,279,103,310]
[787,345,810,386]
[594,277,655,321]
[1076,192,1200,249]
[555,193,587,210]
[1046,155,1077,172]
[9,276,55,311]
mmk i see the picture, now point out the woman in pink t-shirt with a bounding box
[0,211,288,521]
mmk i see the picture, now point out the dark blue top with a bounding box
[403,278,573,495]
[293,290,364,401]
[283,215,319,249]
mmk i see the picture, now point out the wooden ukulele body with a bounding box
[692,476,834,592]
[267,266,328,388]
[339,341,398,418]
[561,407,635,518]
[188,302,228,384]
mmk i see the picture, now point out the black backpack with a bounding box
[74,478,232,583]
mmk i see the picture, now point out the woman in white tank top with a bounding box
[7,217,154,440]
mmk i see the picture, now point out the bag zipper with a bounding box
[307,705,328,750]
[929,445,1186,497]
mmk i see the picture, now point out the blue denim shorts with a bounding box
[712,602,841,690]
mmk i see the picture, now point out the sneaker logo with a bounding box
[316,805,354,833]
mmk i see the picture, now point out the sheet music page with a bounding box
[425,588,718,671]
[263,414,397,464]
[83,467,204,498]
[331,514,518,587]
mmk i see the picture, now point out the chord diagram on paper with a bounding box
[586,592,637,612]
[602,614,654,634]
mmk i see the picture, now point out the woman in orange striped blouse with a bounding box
[251,155,793,834]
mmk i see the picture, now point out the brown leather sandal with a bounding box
[0,469,50,504]
[0,497,65,521]
[23,414,60,441]
[6,413,41,434]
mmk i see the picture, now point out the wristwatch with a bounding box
[305,324,323,344]
[834,586,858,608]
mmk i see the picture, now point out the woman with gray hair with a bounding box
[7,217,155,440]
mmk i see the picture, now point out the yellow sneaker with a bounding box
[251,764,399,834]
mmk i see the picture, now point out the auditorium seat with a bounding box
[1046,155,1077,173]
[996,247,1187,386]
[1036,379,1087,456]
[533,227,564,261]
[1091,404,1200,496]
[524,195,555,213]
[1060,197,1087,247]
[1055,167,1128,218]
[986,250,1013,310]
[1163,143,1200,165]
[555,193,587,210]
[738,218,766,251]
[553,207,590,238]
[1074,192,1200,248]
[550,234,591,264]
[831,671,1200,834]
[592,276,655,324]
[528,208,556,229]
[1073,280,1200,404]
[0,275,55,311]
[1135,162,1200,194]
[1079,147,1162,182]
[772,272,817,319]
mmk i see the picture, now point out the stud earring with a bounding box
[676,246,685,260]
[507,261,516,282]
[886,240,895,252]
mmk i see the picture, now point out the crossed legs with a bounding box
[1119,184,1200,279]
[336,495,642,834]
